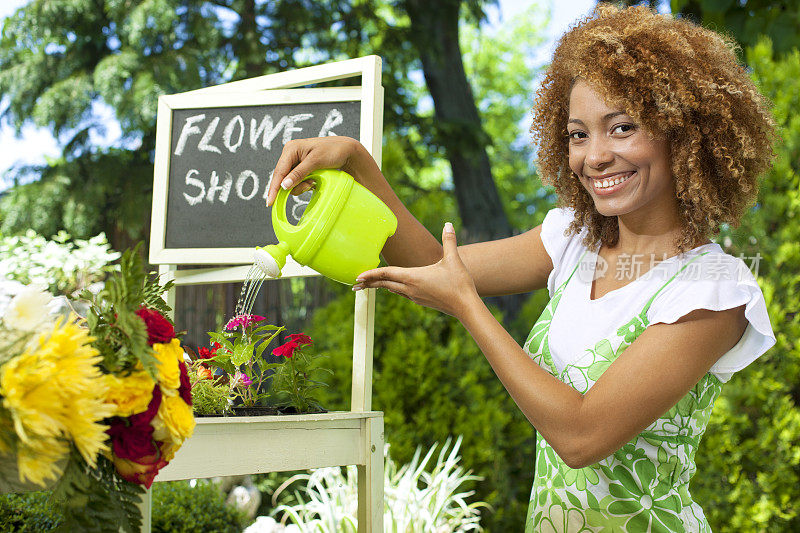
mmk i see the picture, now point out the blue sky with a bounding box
[0,0,597,186]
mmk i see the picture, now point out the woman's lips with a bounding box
[589,171,636,196]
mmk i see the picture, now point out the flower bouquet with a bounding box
[0,246,194,532]
[187,314,331,416]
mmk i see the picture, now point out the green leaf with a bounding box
[231,343,253,366]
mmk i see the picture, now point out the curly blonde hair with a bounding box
[531,4,776,252]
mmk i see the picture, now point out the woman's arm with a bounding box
[460,296,747,468]
[356,224,748,469]
[267,137,553,295]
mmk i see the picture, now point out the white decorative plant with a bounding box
[262,436,488,533]
[0,230,120,298]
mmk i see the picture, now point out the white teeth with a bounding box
[595,173,632,189]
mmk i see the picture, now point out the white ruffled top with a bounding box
[540,207,776,383]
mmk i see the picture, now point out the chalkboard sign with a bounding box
[166,99,359,248]
[150,86,376,265]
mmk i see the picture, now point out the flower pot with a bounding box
[228,406,329,416]
[230,406,282,416]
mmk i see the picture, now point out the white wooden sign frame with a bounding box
[144,56,385,533]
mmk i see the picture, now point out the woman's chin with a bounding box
[590,198,633,218]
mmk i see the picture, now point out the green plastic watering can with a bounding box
[254,169,398,285]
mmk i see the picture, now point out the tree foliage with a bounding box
[600,1,800,58]
[671,0,800,58]
[0,0,527,247]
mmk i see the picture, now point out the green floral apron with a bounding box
[524,251,721,532]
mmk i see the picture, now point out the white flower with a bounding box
[2,286,53,331]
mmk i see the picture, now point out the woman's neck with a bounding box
[611,202,710,258]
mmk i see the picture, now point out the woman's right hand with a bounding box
[266,136,372,207]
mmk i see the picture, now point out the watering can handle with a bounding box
[271,171,326,236]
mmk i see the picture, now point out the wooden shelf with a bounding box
[158,411,384,480]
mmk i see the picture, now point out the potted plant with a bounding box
[187,315,331,416]
[270,333,330,414]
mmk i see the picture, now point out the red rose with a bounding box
[129,385,162,427]
[135,307,175,345]
[178,362,192,405]
[107,418,158,461]
[273,340,300,358]
[113,453,168,489]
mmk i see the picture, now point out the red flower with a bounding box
[198,342,221,359]
[135,307,175,345]
[288,333,312,345]
[196,367,213,381]
[178,362,192,405]
[107,419,158,461]
[113,453,168,489]
[272,340,300,358]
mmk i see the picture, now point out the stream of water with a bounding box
[234,264,268,318]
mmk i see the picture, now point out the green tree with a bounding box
[599,1,800,58]
[0,0,530,247]
[671,0,800,57]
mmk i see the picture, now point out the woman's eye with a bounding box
[568,131,587,140]
[612,123,635,135]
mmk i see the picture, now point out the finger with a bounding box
[268,159,318,206]
[292,180,316,196]
[268,141,304,206]
[441,222,458,256]
[355,266,410,285]
[353,279,408,296]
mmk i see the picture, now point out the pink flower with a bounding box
[233,371,252,387]
[224,314,268,331]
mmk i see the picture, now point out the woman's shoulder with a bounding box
[540,207,589,295]
[645,244,775,382]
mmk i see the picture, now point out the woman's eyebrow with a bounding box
[567,111,629,125]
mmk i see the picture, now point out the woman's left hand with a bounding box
[353,222,478,319]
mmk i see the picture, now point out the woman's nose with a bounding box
[585,137,614,168]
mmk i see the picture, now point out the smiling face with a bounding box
[567,80,675,219]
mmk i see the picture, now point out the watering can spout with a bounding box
[254,243,290,278]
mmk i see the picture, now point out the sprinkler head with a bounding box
[253,247,282,278]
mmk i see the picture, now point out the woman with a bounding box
[266,5,776,531]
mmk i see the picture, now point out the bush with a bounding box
[0,491,61,532]
[152,480,246,533]
[0,230,119,298]
[308,289,540,532]
[689,39,800,532]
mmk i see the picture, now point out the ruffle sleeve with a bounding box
[540,207,579,296]
[645,252,776,383]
